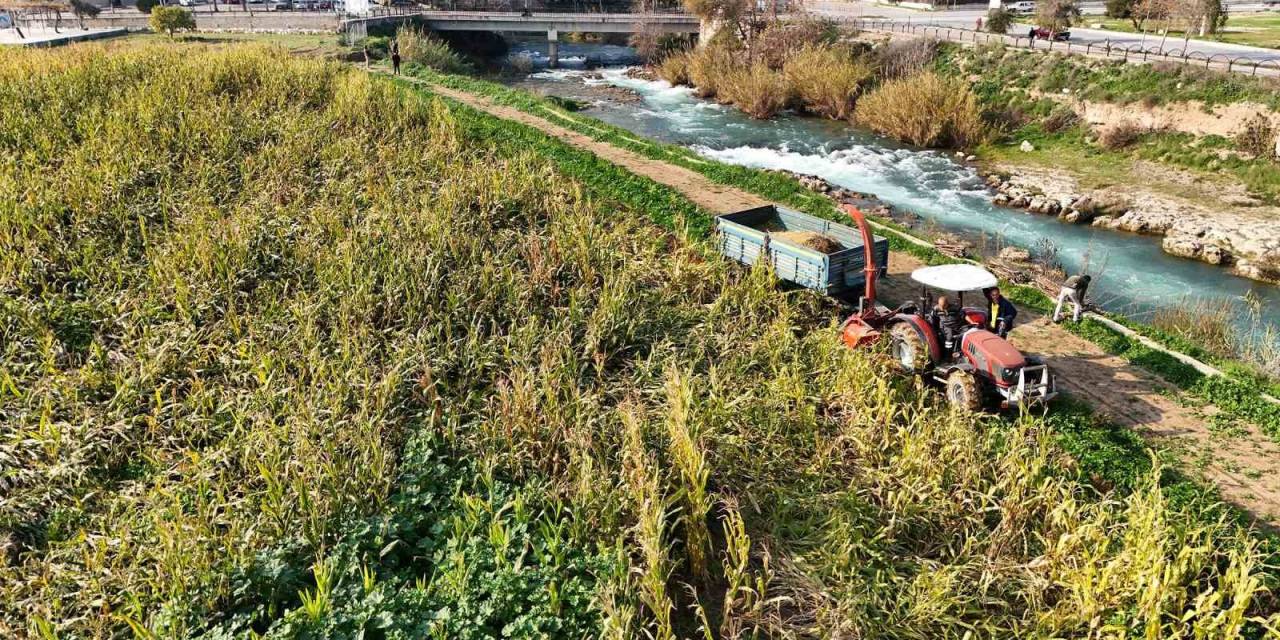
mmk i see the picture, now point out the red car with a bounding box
[1029,27,1070,41]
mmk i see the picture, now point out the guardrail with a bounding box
[841,17,1280,77]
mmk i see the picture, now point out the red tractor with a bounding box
[839,205,1056,410]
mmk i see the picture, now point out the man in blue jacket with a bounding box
[983,287,1018,339]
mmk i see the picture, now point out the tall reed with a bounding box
[854,70,988,148]
[784,44,874,121]
[719,63,791,119]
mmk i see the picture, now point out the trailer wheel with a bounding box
[889,322,930,374]
[945,370,982,412]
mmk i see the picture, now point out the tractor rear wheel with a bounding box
[945,370,982,412]
[889,322,930,374]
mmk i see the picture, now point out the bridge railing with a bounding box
[840,17,1280,78]
[398,0,685,13]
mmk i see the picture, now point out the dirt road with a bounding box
[406,76,1280,525]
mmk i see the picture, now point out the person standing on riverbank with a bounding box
[392,50,402,75]
[984,287,1017,338]
[1053,274,1091,323]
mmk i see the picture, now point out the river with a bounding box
[504,61,1280,341]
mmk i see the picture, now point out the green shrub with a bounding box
[394,25,471,74]
[986,8,1015,33]
[784,44,873,121]
[148,6,195,39]
[719,63,791,119]
[1105,0,1132,18]
[362,35,391,57]
[854,71,987,148]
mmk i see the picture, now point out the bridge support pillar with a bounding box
[547,28,559,68]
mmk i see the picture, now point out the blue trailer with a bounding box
[715,205,889,297]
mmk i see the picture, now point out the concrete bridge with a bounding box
[342,11,702,66]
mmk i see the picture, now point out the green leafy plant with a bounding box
[986,8,1015,33]
[148,6,195,39]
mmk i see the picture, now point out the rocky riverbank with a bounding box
[982,163,1280,285]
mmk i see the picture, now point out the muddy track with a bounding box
[401,74,1280,526]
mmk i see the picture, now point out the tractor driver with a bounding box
[928,295,966,356]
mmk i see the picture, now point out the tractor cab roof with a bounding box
[910,264,998,292]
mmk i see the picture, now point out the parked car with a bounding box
[1007,1,1035,14]
[294,0,316,8]
[177,0,206,5]
[267,0,292,9]
[1029,26,1070,41]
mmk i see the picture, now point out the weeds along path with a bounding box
[403,74,1280,524]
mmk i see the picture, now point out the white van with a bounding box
[1006,1,1036,13]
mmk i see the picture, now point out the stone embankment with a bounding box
[784,161,1280,285]
[983,167,1280,285]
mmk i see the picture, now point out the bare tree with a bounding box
[1131,0,1172,46]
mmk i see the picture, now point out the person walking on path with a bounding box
[363,45,371,69]
[976,16,983,31]
[983,287,1017,338]
[392,49,402,75]
[1053,273,1091,323]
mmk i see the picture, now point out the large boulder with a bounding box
[1162,230,1232,266]
[1234,259,1280,284]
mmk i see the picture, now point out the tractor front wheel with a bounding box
[945,370,982,412]
[889,322,930,374]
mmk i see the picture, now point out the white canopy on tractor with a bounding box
[910,264,999,292]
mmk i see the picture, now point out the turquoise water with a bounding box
[515,67,1280,339]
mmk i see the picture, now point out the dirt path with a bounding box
[405,76,1280,525]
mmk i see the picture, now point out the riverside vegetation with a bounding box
[657,23,988,147]
[4,41,1280,638]
[431,59,1280,449]
[649,18,1280,375]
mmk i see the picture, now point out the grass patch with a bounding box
[1069,13,1280,50]
[943,42,1280,109]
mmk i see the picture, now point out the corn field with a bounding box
[1,42,1278,639]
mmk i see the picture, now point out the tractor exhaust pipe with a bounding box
[843,204,877,314]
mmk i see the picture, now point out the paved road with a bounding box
[810,0,1280,62]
